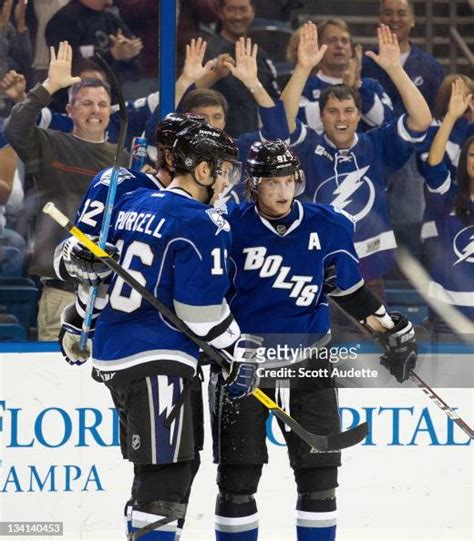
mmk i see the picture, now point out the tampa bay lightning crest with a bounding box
[453,225,474,266]
[313,165,375,222]
[206,206,231,235]
[98,167,135,187]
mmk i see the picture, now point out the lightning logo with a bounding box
[206,207,231,235]
[453,226,474,265]
[97,167,134,187]
[314,165,375,222]
[158,377,178,444]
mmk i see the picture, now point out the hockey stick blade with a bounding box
[43,202,369,452]
[274,409,368,453]
[253,387,368,452]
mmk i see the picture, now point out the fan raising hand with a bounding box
[365,24,401,73]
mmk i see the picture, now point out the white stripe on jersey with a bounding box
[354,230,397,258]
[92,350,197,371]
[428,281,474,307]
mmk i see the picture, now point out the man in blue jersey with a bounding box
[59,122,245,541]
[211,139,417,541]
[274,22,431,301]
[293,18,394,134]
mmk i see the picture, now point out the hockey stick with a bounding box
[394,247,474,438]
[79,52,129,350]
[332,305,474,439]
[409,370,474,438]
[43,202,368,453]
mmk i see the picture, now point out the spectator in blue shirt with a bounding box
[362,0,444,257]
[362,0,443,115]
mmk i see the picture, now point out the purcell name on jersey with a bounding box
[226,200,363,344]
[92,188,238,381]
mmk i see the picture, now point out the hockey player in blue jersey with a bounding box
[56,113,215,540]
[60,122,245,540]
[211,140,417,541]
[419,78,474,330]
[274,22,431,290]
[54,112,203,283]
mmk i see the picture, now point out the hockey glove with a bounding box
[62,236,119,286]
[374,312,417,383]
[59,303,93,366]
[223,334,263,400]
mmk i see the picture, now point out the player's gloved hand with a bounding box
[62,236,119,286]
[223,334,263,400]
[375,312,417,383]
[58,303,92,366]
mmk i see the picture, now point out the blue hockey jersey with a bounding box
[54,167,164,280]
[283,115,426,280]
[92,188,239,379]
[420,162,474,319]
[226,200,363,345]
[298,73,394,133]
[418,117,474,243]
[362,44,443,116]
[74,167,164,234]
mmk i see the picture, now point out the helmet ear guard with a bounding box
[294,168,306,197]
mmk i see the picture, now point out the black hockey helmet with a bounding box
[155,112,206,148]
[246,139,305,198]
[155,113,206,171]
[172,123,241,185]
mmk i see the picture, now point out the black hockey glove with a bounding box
[58,303,93,366]
[223,334,263,400]
[374,312,417,383]
[63,236,119,286]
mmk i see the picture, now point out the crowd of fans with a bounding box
[0,0,473,342]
